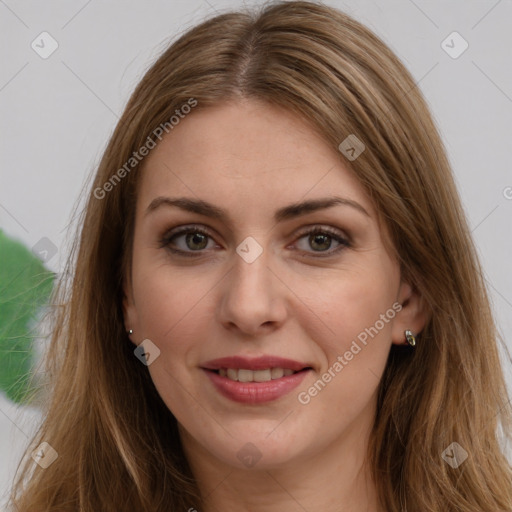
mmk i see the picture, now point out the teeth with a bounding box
[218,368,300,382]
[238,369,254,382]
[271,368,284,379]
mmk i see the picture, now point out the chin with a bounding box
[208,426,311,470]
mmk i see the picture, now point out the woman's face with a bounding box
[123,99,424,470]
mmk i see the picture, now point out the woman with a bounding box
[9,1,512,510]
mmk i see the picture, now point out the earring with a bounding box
[404,330,416,347]
[127,329,133,335]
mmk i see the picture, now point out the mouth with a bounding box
[201,355,314,403]
[205,367,312,382]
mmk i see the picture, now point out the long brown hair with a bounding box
[9,1,512,510]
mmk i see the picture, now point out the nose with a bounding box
[217,249,288,337]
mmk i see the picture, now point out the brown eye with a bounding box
[309,233,332,251]
[160,226,217,255]
[184,232,209,250]
[294,227,350,256]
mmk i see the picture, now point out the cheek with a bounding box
[293,292,394,429]
[131,267,215,411]
[299,260,398,396]
[336,282,395,341]
[306,263,397,347]
[133,260,217,345]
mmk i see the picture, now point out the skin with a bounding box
[123,99,426,512]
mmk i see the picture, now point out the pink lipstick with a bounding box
[201,355,312,404]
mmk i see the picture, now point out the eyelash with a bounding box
[158,224,351,258]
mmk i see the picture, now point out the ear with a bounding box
[122,276,140,347]
[391,281,428,346]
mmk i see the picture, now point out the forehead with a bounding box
[136,99,374,221]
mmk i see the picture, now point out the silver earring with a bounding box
[127,329,133,335]
[405,330,416,347]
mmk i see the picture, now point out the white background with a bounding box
[1,0,511,506]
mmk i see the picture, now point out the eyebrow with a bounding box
[144,195,370,223]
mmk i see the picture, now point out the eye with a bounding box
[159,225,218,255]
[293,227,350,256]
[159,224,350,258]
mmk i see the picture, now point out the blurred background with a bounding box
[1,0,511,506]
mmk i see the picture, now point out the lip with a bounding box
[201,355,313,404]
[203,367,311,404]
[201,355,310,372]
